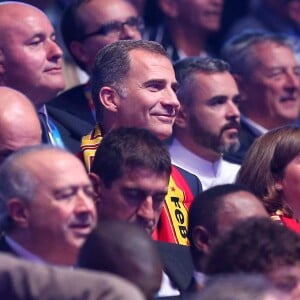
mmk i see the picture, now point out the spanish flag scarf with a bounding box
[81,125,193,245]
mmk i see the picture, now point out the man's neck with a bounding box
[175,134,221,163]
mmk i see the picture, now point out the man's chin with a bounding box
[220,139,240,154]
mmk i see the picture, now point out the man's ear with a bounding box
[89,172,101,201]
[158,0,179,18]
[192,225,211,255]
[99,87,120,112]
[274,177,283,192]
[174,106,188,128]
[7,198,29,229]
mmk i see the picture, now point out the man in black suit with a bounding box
[222,32,300,164]
[48,0,143,135]
[90,127,196,298]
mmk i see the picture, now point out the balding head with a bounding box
[0,145,97,265]
[0,87,41,164]
[188,184,268,271]
[79,220,163,300]
[0,2,65,108]
[216,190,268,235]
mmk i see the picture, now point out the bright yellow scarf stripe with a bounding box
[163,174,189,245]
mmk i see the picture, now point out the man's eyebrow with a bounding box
[207,95,228,103]
[142,79,166,87]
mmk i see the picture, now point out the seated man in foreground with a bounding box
[0,145,97,266]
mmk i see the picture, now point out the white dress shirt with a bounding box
[169,139,240,190]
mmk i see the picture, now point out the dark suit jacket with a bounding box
[47,106,94,154]
[156,242,196,299]
[0,235,16,256]
[48,84,95,126]
[46,84,95,154]
[224,119,260,165]
[175,166,202,196]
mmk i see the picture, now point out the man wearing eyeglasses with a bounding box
[47,0,143,144]
[0,145,97,266]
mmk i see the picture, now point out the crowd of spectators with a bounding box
[0,1,300,299]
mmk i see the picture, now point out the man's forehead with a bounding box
[78,0,138,23]
[119,166,169,182]
[128,49,174,75]
[0,11,54,41]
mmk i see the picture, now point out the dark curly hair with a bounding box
[205,218,300,275]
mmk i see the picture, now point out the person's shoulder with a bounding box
[155,241,195,292]
[156,240,190,252]
[0,253,145,300]
[48,84,86,107]
[0,235,15,255]
[172,165,203,195]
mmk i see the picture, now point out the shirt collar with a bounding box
[5,235,46,264]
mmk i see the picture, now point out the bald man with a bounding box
[188,184,268,287]
[0,2,84,153]
[0,2,65,108]
[79,221,163,300]
[0,87,41,164]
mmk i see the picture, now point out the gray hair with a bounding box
[0,145,67,231]
[91,39,169,122]
[221,31,296,78]
[174,56,229,106]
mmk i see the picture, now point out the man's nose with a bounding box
[226,100,240,119]
[119,24,141,40]
[74,190,96,213]
[137,196,155,221]
[47,39,63,60]
[285,71,300,89]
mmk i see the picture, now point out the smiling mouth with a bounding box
[45,67,62,73]
[155,115,176,124]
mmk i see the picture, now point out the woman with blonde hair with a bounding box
[236,125,300,233]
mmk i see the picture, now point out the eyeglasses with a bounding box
[81,16,144,40]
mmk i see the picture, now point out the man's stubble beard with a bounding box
[189,114,240,155]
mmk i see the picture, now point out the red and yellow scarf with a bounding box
[81,125,194,245]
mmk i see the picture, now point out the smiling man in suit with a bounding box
[47,0,143,142]
[81,39,202,246]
